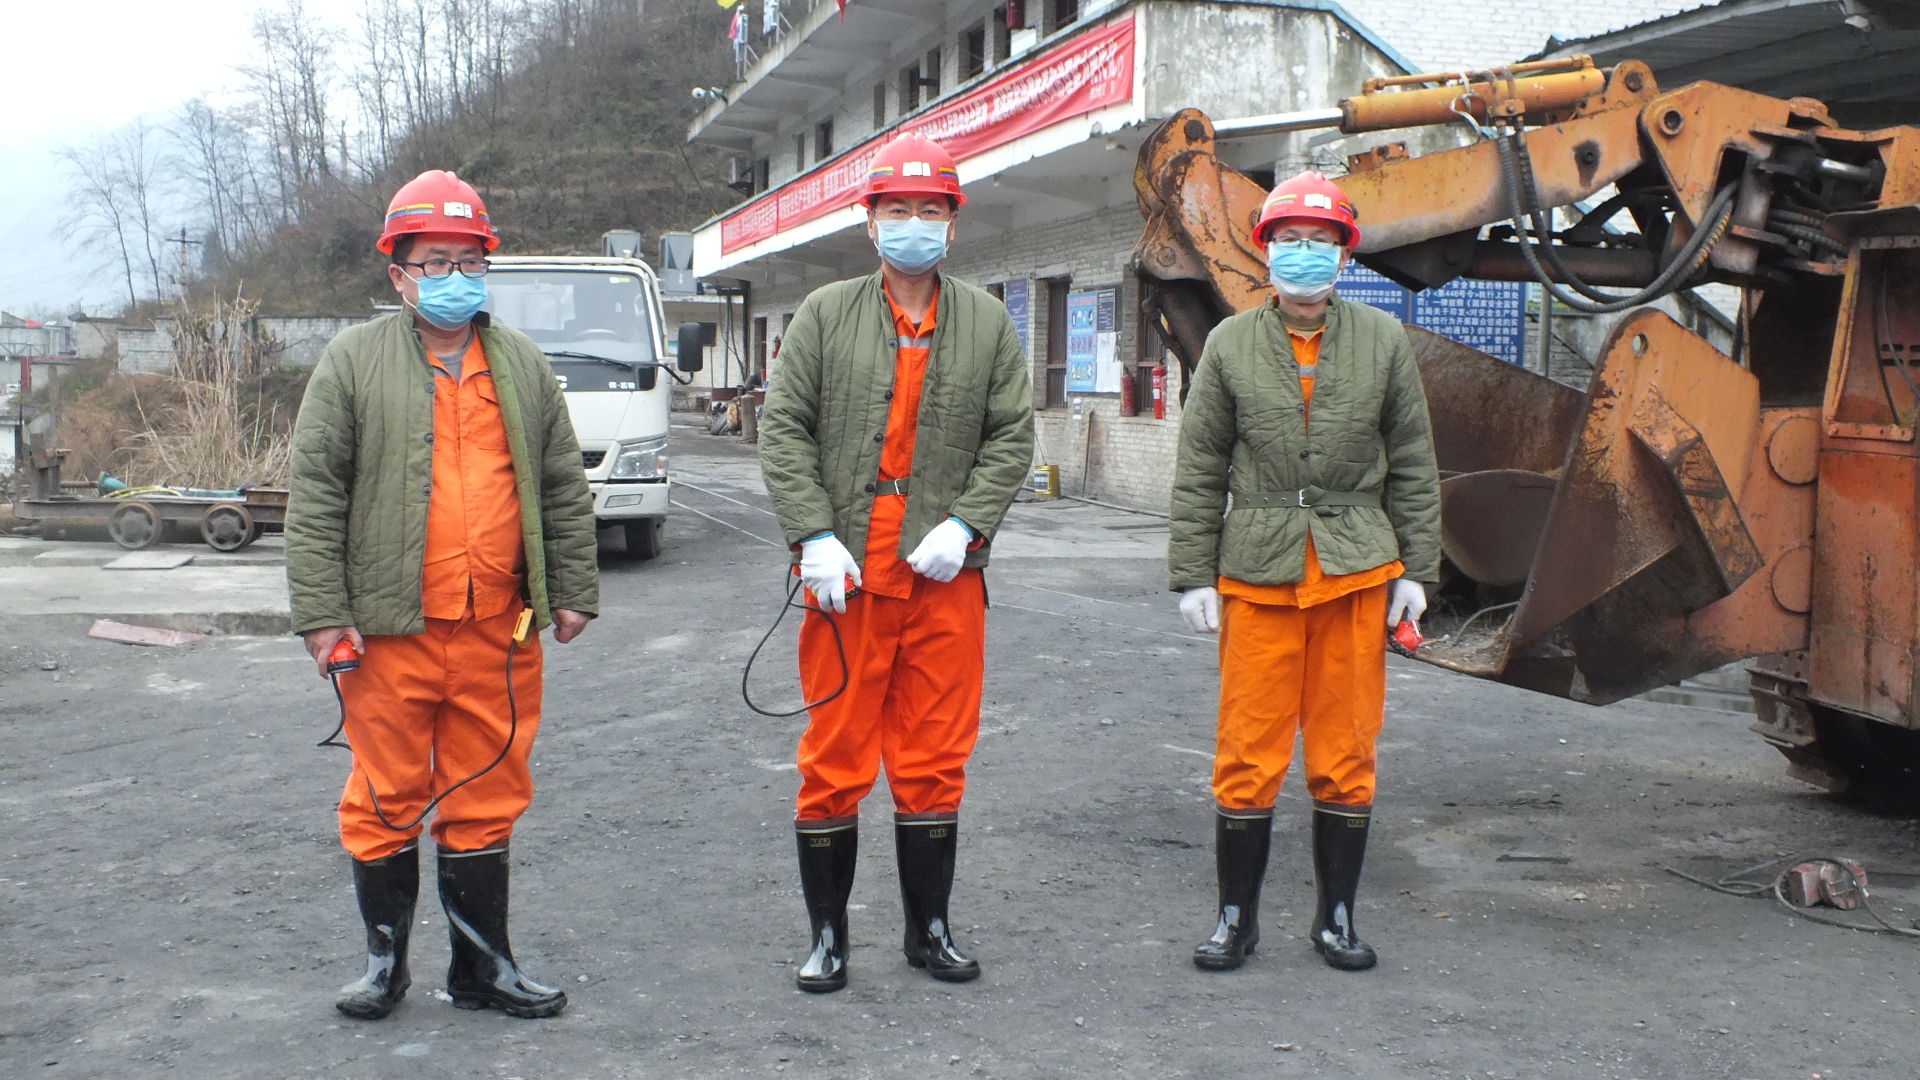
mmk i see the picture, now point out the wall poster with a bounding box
[1064,290,1100,393]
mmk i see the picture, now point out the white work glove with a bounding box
[1386,577,1427,629]
[799,533,861,613]
[1179,586,1221,634]
[907,517,973,583]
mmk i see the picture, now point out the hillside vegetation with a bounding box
[92,0,742,317]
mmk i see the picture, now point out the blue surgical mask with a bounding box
[874,218,950,275]
[1268,239,1343,302]
[411,270,489,330]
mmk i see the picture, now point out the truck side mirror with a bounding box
[676,322,705,373]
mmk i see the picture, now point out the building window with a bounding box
[1047,0,1078,33]
[992,6,1013,63]
[873,83,887,128]
[755,157,771,194]
[752,316,769,381]
[900,62,921,111]
[794,131,807,172]
[924,47,942,99]
[961,22,987,79]
[1044,277,1070,408]
[815,119,834,162]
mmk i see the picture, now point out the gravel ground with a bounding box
[4,429,1920,1079]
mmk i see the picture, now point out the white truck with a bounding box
[484,255,703,558]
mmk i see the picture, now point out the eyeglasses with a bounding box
[402,257,491,279]
[873,205,953,222]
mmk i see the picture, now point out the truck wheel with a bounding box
[625,518,663,559]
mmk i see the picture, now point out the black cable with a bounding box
[318,632,525,833]
[741,565,852,718]
[1495,129,1737,315]
[1877,271,1920,426]
[1657,855,1920,940]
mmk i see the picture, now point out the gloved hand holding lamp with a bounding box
[800,533,862,613]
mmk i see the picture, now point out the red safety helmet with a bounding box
[862,132,967,208]
[1253,171,1360,248]
[377,170,500,254]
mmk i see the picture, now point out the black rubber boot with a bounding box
[895,819,980,982]
[1193,811,1272,971]
[1310,808,1378,971]
[336,843,418,1019]
[437,848,568,1017]
[795,822,857,993]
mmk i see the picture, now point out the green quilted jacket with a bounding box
[1168,294,1441,592]
[759,271,1035,567]
[286,313,600,636]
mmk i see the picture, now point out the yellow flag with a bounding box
[716,0,740,8]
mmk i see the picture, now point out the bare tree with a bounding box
[239,0,341,223]
[58,122,170,308]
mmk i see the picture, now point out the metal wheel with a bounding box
[107,501,162,550]
[200,503,256,552]
[625,517,663,559]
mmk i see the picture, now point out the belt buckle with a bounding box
[1295,488,1309,508]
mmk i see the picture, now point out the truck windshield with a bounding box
[484,271,657,364]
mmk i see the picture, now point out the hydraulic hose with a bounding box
[1496,130,1738,315]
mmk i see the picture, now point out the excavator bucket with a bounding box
[1416,310,1814,703]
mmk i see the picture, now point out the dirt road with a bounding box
[4,430,1918,1078]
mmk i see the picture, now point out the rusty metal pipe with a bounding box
[1361,55,1596,93]
[1340,68,1608,134]
[1467,242,1661,287]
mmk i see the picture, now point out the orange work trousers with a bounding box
[1213,584,1387,814]
[794,570,987,824]
[336,603,543,861]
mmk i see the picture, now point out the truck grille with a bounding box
[581,450,606,469]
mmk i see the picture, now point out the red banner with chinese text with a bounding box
[720,16,1135,254]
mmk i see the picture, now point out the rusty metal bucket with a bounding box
[1413,312,1815,703]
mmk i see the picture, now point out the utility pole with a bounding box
[163,228,204,303]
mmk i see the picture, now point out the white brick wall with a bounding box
[1334,0,1691,72]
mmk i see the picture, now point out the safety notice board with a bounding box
[1337,264,1527,366]
[1066,287,1121,393]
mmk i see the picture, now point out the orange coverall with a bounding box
[1213,327,1401,816]
[795,285,987,826]
[338,336,542,861]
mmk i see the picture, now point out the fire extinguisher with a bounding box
[1151,365,1167,420]
[1120,367,1138,416]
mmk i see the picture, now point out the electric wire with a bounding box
[318,633,525,833]
[1657,854,1920,940]
[1495,129,1738,315]
[1877,272,1920,426]
[740,565,852,718]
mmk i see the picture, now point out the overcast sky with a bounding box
[0,1,310,317]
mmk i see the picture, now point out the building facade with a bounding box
[689,0,1437,511]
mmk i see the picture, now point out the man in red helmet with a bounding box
[287,170,599,1020]
[1168,171,1440,973]
[759,131,1034,993]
